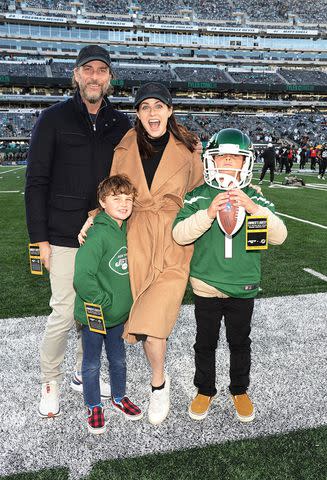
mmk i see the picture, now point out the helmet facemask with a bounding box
[204,133,254,190]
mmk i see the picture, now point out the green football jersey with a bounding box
[173,183,275,298]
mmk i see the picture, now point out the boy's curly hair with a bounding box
[97,175,137,206]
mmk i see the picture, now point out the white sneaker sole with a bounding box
[87,424,107,435]
[235,409,255,423]
[39,408,61,419]
[188,395,215,421]
[148,408,169,426]
[188,406,209,421]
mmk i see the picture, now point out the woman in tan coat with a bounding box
[80,82,203,425]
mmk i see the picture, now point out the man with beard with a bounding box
[25,45,131,418]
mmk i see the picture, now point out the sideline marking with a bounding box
[0,190,20,193]
[276,212,327,230]
[0,166,25,175]
[303,268,327,282]
[252,176,327,191]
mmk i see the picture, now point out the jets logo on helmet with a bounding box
[203,128,254,190]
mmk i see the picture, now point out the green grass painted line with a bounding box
[303,268,327,282]
[276,212,327,230]
[0,166,25,175]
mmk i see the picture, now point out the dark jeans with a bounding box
[81,323,126,407]
[193,295,254,397]
[280,158,290,173]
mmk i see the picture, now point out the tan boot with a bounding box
[232,393,255,422]
[188,393,215,420]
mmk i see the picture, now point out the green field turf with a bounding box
[0,165,326,318]
[1,425,327,480]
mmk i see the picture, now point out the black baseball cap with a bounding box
[75,45,111,68]
[134,82,173,108]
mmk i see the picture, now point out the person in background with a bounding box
[318,144,327,180]
[258,142,276,186]
[299,146,307,170]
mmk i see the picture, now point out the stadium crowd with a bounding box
[12,0,327,22]
[2,60,327,88]
[1,110,326,165]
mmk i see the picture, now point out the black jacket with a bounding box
[25,91,131,247]
[262,147,276,163]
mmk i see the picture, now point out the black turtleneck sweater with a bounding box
[142,130,170,189]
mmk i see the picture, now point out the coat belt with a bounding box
[133,202,179,272]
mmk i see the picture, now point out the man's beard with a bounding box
[80,82,109,104]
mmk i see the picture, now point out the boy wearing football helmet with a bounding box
[173,128,287,423]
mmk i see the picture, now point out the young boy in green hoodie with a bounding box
[74,175,143,434]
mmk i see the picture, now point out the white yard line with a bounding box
[0,166,25,175]
[303,268,327,282]
[276,212,327,229]
[252,176,327,190]
[0,190,20,193]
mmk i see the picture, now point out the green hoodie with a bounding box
[74,210,132,328]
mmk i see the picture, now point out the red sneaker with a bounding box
[112,396,143,421]
[87,405,106,434]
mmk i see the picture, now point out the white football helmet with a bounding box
[203,128,254,190]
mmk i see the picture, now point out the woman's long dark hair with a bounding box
[135,111,198,162]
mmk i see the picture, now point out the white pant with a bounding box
[40,245,83,384]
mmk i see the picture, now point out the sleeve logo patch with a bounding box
[109,246,129,275]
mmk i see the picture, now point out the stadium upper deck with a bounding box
[1,0,326,146]
[2,0,327,23]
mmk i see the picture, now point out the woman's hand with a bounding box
[78,216,94,245]
[228,189,259,215]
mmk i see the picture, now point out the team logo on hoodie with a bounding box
[109,246,129,275]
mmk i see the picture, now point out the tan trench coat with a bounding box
[111,129,203,344]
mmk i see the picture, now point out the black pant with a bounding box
[260,161,275,182]
[299,158,306,169]
[319,158,327,177]
[193,295,254,397]
[280,158,290,173]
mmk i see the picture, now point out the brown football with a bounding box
[217,201,238,235]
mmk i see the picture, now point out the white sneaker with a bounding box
[39,381,60,418]
[71,371,111,398]
[148,374,170,425]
